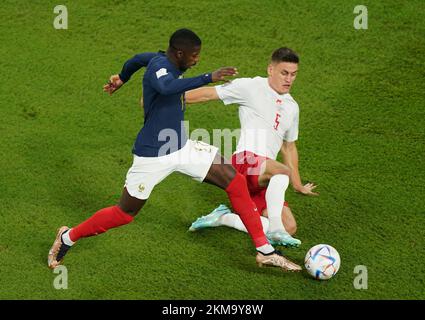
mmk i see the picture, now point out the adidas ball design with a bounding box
[304,244,341,280]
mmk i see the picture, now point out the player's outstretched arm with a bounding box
[185,87,219,104]
[152,67,237,96]
[281,141,319,196]
[103,52,157,95]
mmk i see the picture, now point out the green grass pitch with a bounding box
[0,0,424,299]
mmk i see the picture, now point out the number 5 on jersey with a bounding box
[274,113,281,130]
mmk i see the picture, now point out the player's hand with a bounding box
[103,74,124,95]
[295,183,319,196]
[211,67,238,82]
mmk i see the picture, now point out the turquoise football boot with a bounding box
[266,231,301,248]
[189,204,231,231]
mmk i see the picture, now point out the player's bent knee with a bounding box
[205,162,236,189]
[118,198,146,217]
[277,166,291,177]
[223,164,236,182]
[118,188,147,216]
[265,160,291,177]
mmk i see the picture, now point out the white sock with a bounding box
[265,174,289,233]
[61,229,75,246]
[256,244,275,254]
[219,213,269,234]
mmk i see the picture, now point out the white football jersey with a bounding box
[215,77,299,160]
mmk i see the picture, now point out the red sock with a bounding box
[69,205,134,242]
[225,173,268,247]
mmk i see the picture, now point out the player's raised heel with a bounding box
[256,250,302,272]
[48,226,72,269]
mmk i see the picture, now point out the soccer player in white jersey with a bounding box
[185,47,318,247]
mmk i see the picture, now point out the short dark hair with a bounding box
[169,28,202,51]
[271,47,299,64]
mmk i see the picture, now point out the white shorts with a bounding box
[125,140,219,200]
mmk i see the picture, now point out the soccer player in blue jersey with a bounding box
[48,29,301,272]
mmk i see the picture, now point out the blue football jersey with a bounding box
[132,53,212,157]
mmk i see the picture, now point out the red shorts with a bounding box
[231,151,288,213]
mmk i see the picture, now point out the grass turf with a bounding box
[0,0,424,299]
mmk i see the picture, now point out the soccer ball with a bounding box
[304,244,341,280]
